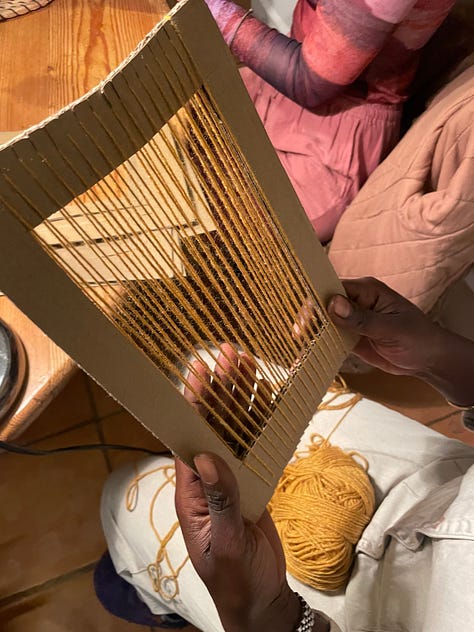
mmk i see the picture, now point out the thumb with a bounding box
[194,453,246,551]
[328,294,388,340]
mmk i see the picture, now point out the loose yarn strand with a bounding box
[125,463,189,601]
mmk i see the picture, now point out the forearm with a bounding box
[205,0,344,108]
[230,16,341,108]
[222,610,330,631]
[206,0,410,109]
[418,326,474,407]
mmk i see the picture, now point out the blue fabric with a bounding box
[94,551,189,629]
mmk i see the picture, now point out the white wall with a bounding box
[251,0,297,33]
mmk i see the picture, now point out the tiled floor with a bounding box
[0,371,198,632]
[0,367,472,631]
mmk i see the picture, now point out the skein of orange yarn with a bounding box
[268,434,375,591]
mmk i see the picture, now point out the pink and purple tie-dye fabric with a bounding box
[206,0,455,107]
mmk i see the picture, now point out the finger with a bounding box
[175,456,210,513]
[184,358,212,419]
[175,457,212,557]
[212,343,240,421]
[340,277,389,310]
[251,377,273,423]
[233,353,257,417]
[193,453,246,553]
[353,339,411,375]
[340,276,421,314]
[327,293,373,335]
[292,298,317,341]
[328,292,401,342]
[256,510,286,577]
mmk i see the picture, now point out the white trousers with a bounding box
[101,396,474,631]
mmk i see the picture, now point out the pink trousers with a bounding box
[241,68,402,243]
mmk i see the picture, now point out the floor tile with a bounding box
[18,372,94,444]
[87,377,123,418]
[343,368,453,425]
[0,424,108,599]
[100,410,168,471]
[0,567,150,632]
[0,566,202,632]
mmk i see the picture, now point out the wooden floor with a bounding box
[0,364,471,631]
[0,0,171,437]
[0,0,169,131]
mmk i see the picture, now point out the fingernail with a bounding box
[194,454,219,485]
[332,295,353,319]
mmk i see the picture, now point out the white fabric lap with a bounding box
[277,396,474,628]
[101,397,474,631]
[101,458,224,629]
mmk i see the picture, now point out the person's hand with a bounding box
[175,454,301,632]
[326,277,474,407]
[176,344,301,632]
[325,277,444,376]
[183,343,272,450]
[174,345,331,630]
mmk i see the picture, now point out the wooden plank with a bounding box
[0,0,169,131]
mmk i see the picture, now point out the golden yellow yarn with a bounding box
[126,464,189,600]
[268,434,375,591]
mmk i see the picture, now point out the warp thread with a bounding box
[268,432,375,591]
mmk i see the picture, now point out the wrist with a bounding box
[265,585,302,632]
[220,586,330,632]
[293,594,330,632]
[415,322,448,379]
[416,324,474,407]
[205,0,247,46]
[220,583,301,632]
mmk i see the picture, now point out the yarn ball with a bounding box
[268,435,375,591]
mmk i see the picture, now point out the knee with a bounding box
[100,456,176,572]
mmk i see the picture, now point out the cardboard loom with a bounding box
[0,0,352,520]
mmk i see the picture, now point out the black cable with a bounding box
[0,440,166,457]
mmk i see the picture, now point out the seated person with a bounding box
[96,277,474,630]
[203,0,456,243]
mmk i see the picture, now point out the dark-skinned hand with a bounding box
[175,344,302,632]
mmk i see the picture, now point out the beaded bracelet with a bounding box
[294,592,315,631]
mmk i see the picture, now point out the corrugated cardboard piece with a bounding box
[0,0,354,520]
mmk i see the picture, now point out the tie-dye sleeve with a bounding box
[206,0,428,108]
